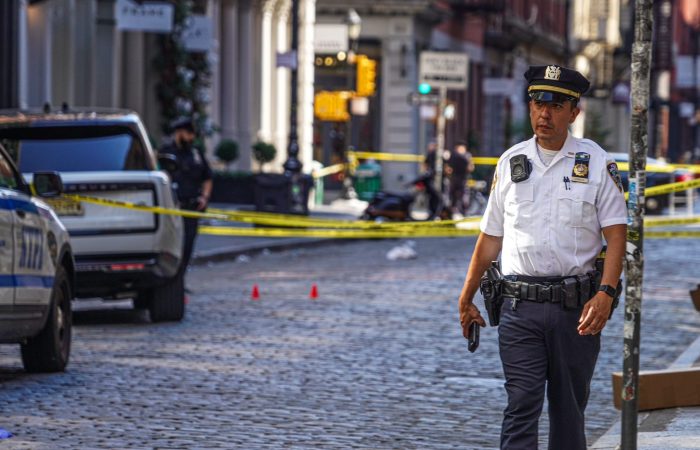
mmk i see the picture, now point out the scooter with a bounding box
[360,172,449,221]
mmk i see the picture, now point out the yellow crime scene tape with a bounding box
[206,206,481,229]
[61,192,699,240]
[311,163,346,179]
[202,226,699,239]
[63,193,481,231]
[198,225,480,239]
[645,230,700,239]
[347,150,500,167]
[644,215,700,227]
[625,177,700,200]
[347,150,700,173]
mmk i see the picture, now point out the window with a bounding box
[0,125,150,172]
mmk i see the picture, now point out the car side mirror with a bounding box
[33,172,64,198]
[158,154,179,174]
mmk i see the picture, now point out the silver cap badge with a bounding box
[544,65,561,81]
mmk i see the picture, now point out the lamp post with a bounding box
[341,8,361,200]
[283,0,301,176]
[278,0,313,214]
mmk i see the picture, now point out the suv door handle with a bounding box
[15,209,26,218]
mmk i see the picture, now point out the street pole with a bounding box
[283,0,301,176]
[341,9,361,200]
[434,86,447,195]
[621,0,652,448]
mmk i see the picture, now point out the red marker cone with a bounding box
[251,284,260,301]
[309,283,319,300]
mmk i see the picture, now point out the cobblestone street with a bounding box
[1,237,699,449]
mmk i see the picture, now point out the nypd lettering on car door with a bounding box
[4,193,55,307]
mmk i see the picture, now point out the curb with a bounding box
[590,333,700,449]
[191,237,351,265]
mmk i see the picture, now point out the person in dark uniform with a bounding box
[457,65,627,449]
[160,118,213,280]
[446,141,474,216]
[423,140,438,179]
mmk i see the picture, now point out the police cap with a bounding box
[524,65,590,103]
[170,117,195,133]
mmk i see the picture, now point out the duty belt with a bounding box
[501,272,599,306]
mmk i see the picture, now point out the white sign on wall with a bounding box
[183,15,213,52]
[115,0,174,33]
[276,51,298,69]
[313,24,349,54]
[419,51,469,90]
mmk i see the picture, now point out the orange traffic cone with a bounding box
[251,284,260,301]
[309,283,319,300]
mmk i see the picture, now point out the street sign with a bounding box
[183,15,213,52]
[419,51,469,90]
[314,24,349,54]
[406,92,439,106]
[115,0,173,33]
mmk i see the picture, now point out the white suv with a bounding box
[0,142,74,372]
[0,108,184,322]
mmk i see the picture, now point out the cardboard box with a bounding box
[691,284,700,312]
[612,367,700,410]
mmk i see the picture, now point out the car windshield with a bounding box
[0,125,150,172]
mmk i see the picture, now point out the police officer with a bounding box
[160,118,213,281]
[457,65,627,449]
[446,141,475,216]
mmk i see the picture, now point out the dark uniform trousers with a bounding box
[498,300,600,450]
[179,200,200,277]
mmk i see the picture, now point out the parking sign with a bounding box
[419,51,469,90]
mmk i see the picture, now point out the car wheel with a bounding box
[21,266,72,373]
[142,273,185,323]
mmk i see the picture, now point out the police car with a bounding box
[0,144,74,373]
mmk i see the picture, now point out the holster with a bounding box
[479,261,504,327]
[562,277,578,310]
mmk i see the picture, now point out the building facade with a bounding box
[4,0,319,174]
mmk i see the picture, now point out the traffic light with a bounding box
[418,83,432,95]
[356,55,377,97]
[314,91,351,122]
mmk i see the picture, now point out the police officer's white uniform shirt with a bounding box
[481,133,627,277]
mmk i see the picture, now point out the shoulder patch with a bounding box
[491,171,498,192]
[607,162,624,193]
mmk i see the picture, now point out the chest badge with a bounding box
[571,152,591,183]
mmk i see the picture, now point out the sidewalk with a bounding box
[591,335,700,450]
[191,198,368,264]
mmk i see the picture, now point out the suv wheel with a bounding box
[21,266,72,373]
[140,274,185,322]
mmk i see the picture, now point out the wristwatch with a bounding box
[598,284,617,298]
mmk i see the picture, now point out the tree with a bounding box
[252,141,277,172]
[215,139,239,170]
[153,0,215,138]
